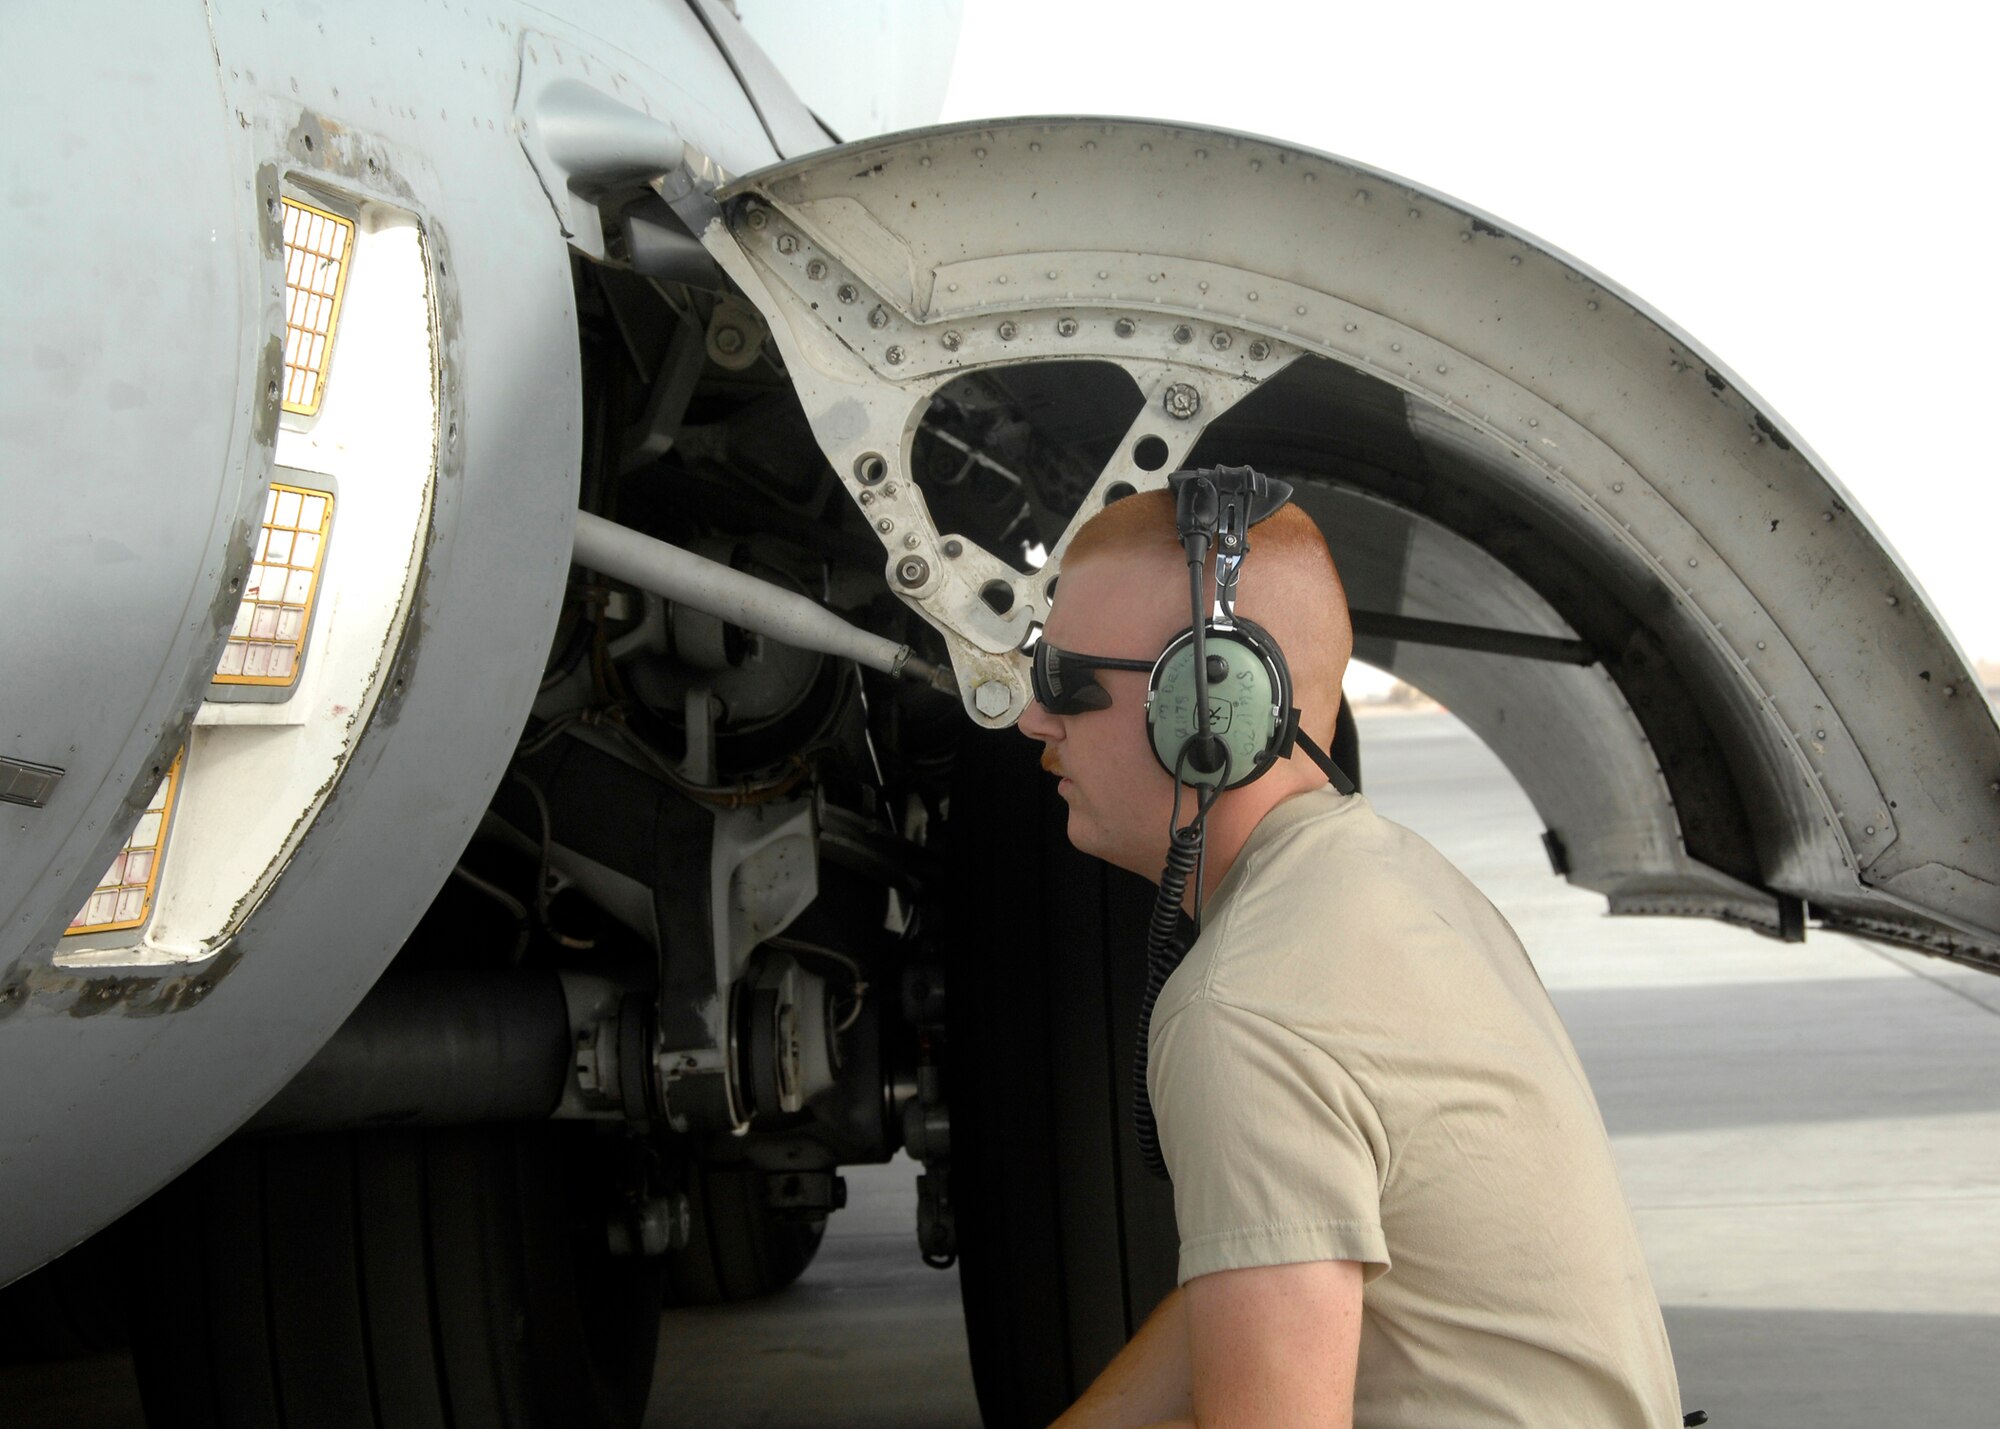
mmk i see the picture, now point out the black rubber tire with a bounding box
[942,728,1182,1429]
[126,1125,662,1429]
[660,1162,826,1305]
[0,1227,128,1364]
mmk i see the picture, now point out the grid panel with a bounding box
[65,755,182,936]
[280,198,353,416]
[215,483,334,687]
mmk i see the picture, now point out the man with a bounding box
[1016,487,1683,1428]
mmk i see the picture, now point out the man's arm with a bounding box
[1050,1287,1192,1429]
[1053,1260,1364,1429]
[1185,1260,1363,1429]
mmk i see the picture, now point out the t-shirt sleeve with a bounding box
[1150,995,1392,1285]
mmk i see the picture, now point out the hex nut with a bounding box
[746,207,768,230]
[1114,317,1137,338]
[897,556,931,587]
[973,681,1013,718]
[941,329,962,351]
[805,258,827,280]
[1172,324,1194,345]
[713,326,745,355]
[775,233,798,255]
[1210,331,1232,351]
[1248,340,1272,361]
[997,320,1019,341]
[869,305,890,329]
[1056,316,1079,338]
[837,283,858,304]
[885,345,905,365]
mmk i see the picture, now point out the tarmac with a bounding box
[8,708,1998,1426]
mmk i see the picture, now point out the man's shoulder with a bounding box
[1232,792,1465,926]
[1185,792,1511,1018]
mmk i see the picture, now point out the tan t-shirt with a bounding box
[1150,787,1681,1428]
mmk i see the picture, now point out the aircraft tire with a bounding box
[941,727,1181,1428]
[660,1162,826,1305]
[127,1125,662,1429]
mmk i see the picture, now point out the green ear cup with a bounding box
[1145,620,1289,790]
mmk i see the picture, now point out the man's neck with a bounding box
[1178,768,1325,919]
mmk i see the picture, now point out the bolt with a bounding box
[973,681,1012,718]
[746,207,768,230]
[1884,594,1899,606]
[805,258,827,280]
[1210,331,1232,351]
[897,556,930,587]
[940,329,962,351]
[869,305,890,329]
[885,345,905,365]
[943,539,963,558]
[1114,317,1137,338]
[883,481,899,496]
[903,532,920,549]
[837,283,858,304]
[1815,729,1827,741]
[1056,316,1078,338]
[1163,383,1201,420]
[775,233,798,255]
[1864,825,1877,836]
[1171,324,1194,345]
[876,517,895,534]
[1248,340,1271,361]
[713,325,745,355]
[1944,685,1958,698]
[858,490,874,505]
[997,320,1018,341]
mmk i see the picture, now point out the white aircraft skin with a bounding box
[1,10,1994,1425]
[0,0,816,1284]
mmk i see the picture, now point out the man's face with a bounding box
[1016,550,1185,879]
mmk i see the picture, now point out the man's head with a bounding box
[1017,486,1353,882]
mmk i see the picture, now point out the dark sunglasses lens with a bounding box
[1032,644,1112,715]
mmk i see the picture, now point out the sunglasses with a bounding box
[1029,640,1159,715]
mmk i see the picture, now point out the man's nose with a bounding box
[1016,698,1060,742]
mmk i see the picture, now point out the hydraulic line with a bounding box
[571,510,954,693]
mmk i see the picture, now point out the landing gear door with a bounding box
[694,118,2000,970]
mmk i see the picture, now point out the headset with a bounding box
[1029,463,1355,805]
[1029,462,1355,1179]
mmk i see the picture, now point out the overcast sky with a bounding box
[929,1,1995,674]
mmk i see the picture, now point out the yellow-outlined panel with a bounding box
[65,754,183,936]
[215,483,334,687]
[280,197,354,417]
